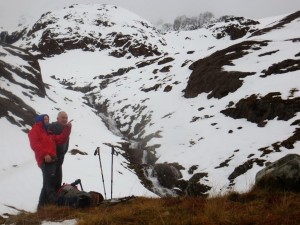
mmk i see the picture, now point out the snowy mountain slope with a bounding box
[75,10,299,195]
[0,43,45,129]
[0,9,161,214]
[0,4,300,215]
[0,50,156,216]
[17,4,165,58]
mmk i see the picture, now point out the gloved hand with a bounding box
[44,154,56,163]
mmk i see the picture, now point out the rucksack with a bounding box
[57,184,92,208]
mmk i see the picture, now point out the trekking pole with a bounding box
[94,147,107,199]
[111,146,114,199]
[79,180,83,191]
[71,179,83,191]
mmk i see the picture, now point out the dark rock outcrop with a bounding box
[184,41,264,99]
[0,29,27,44]
[221,92,300,127]
[209,17,259,40]
[281,124,300,149]
[261,59,300,77]
[0,88,36,130]
[0,43,45,131]
[174,173,211,197]
[0,44,45,97]
[20,4,164,58]
[228,158,265,184]
[152,163,182,189]
[157,57,174,65]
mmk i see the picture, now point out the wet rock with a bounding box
[152,163,182,189]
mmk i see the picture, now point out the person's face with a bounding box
[44,116,49,125]
[57,112,68,125]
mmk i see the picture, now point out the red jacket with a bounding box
[28,121,71,167]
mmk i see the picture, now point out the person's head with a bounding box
[35,114,49,130]
[57,111,68,126]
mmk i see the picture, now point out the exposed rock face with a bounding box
[184,41,264,99]
[261,59,300,77]
[19,4,165,58]
[208,16,259,40]
[174,173,211,197]
[0,29,27,44]
[150,164,211,197]
[228,158,265,184]
[152,163,182,189]
[221,92,300,127]
[0,43,45,130]
[255,154,300,192]
[0,44,45,97]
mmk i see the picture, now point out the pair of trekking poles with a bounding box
[94,146,116,200]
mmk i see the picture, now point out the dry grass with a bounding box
[4,190,300,225]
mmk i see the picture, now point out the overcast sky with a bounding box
[1,0,300,29]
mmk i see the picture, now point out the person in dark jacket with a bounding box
[28,114,72,208]
[48,111,71,191]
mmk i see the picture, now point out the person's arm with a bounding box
[54,122,72,145]
[28,127,50,159]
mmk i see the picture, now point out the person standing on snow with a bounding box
[48,111,72,191]
[28,114,72,208]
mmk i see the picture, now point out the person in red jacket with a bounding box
[28,114,72,208]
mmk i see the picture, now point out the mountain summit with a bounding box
[18,4,165,58]
[0,4,300,214]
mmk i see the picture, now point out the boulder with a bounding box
[255,154,300,192]
[152,163,182,189]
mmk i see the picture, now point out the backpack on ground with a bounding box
[57,184,91,208]
[57,179,104,208]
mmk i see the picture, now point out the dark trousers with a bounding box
[38,161,63,207]
[55,154,65,190]
[38,162,58,207]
